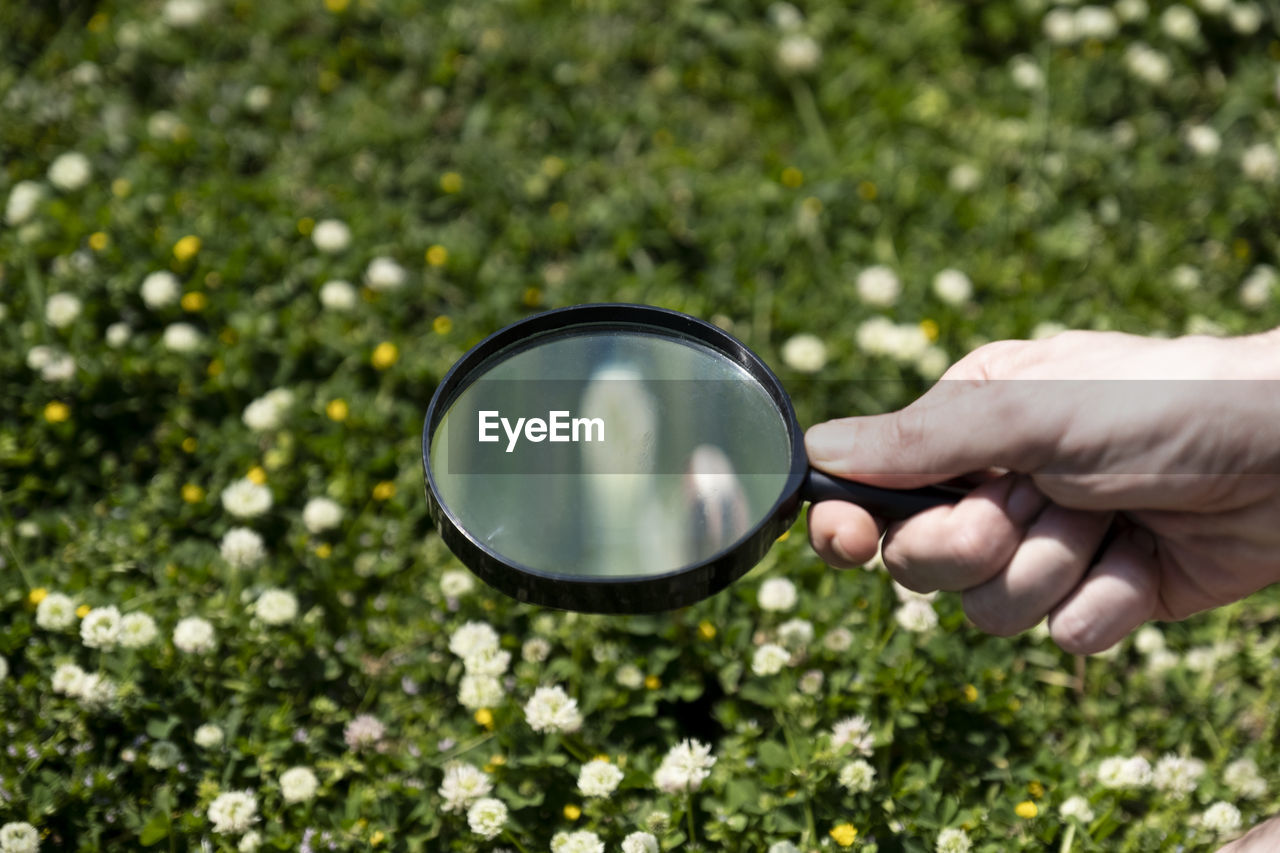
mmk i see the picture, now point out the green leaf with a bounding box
[757,740,791,771]
[138,813,169,847]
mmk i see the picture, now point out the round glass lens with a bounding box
[427,326,793,578]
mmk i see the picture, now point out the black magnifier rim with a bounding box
[421,303,808,613]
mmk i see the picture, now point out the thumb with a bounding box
[805,376,1055,488]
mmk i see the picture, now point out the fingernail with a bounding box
[1005,476,1047,525]
[805,422,846,463]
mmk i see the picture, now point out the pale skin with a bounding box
[803,327,1280,849]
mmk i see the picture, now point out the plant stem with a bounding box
[1059,822,1076,853]
[505,829,532,853]
[686,791,697,846]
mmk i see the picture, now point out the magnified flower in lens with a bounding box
[653,738,715,794]
[524,685,583,733]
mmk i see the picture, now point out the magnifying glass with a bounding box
[421,303,965,613]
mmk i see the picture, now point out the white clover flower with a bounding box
[752,643,791,676]
[1116,0,1149,20]
[365,257,406,291]
[463,648,511,677]
[148,740,180,770]
[777,618,814,650]
[1160,5,1200,41]
[119,612,158,648]
[52,662,86,695]
[1059,794,1094,822]
[5,180,43,225]
[615,663,645,689]
[948,163,981,194]
[439,762,493,813]
[578,758,624,798]
[440,569,475,597]
[242,389,294,432]
[1152,754,1205,799]
[1031,320,1068,340]
[37,592,77,630]
[832,715,874,755]
[162,322,203,353]
[173,616,216,654]
[244,85,272,113]
[758,577,797,612]
[1125,43,1172,86]
[0,655,6,682]
[319,279,358,310]
[80,605,121,650]
[1241,142,1280,181]
[936,827,972,853]
[1197,0,1230,12]
[343,714,386,751]
[302,497,343,533]
[823,627,854,652]
[458,674,505,709]
[1239,265,1276,309]
[141,271,180,308]
[450,622,500,659]
[77,672,117,708]
[1075,5,1118,39]
[777,33,821,74]
[521,637,551,663]
[45,293,82,329]
[551,830,605,853]
[221,479,272,519]
[932,269,973,306]
[653,738,715,794]
[621,832,660,853]
[207,791,258,834]
[769,2,804,31]
[1202,801,1242,835]
[1097,755,1152,789]
[194,724,224,749]
[147,111,182,141]
[238,831,261,853]
[1170,264,1202,292]
[1132,625,1166,655]
[856,265,901,306]
[106,322,131,348]
[1009,55,1044,90]
[255,589,299,625]
[781,333,827,373]
[1224,758,1267,799]
[894,598,938,633]
[220,527,266,569]
[768,843,801,853]
[838,759,876,793]
[48,152,91,191]
[40,353,76,381]
[467,797,508,839]
[0,822,40,853]
[311,219,351,254]
[916,346,950,380]
[1184,125,1221,157]
[1146,648,1180,674]
[524,685,583,733]
[280,766,319,804]
[163,0,207,27]
[1043,8,1078,43]
[1229,2,1263,34]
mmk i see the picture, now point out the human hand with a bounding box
[804,328,1280,654]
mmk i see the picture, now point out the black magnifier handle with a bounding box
[802,468,967,520]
